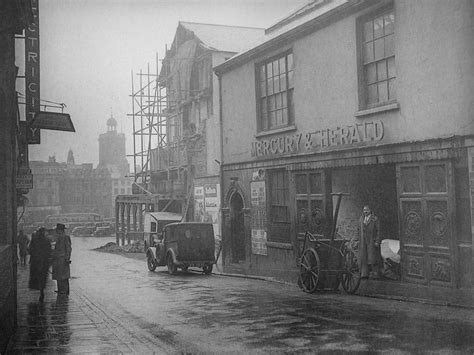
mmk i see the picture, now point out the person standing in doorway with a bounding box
[357,205,381,280]
[52,223,72,295]
[28,228,51,302]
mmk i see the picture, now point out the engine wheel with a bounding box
[298,248,320,293]
[341,248,361,294]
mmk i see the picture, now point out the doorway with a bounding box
[397,161,454,286]
[229,192,245,263]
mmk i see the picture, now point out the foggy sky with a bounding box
[26,0,309,168]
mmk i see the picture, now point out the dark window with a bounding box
[268,169,290,242]
[359,8,396,108]
[257,51,294,132]
[295,171,326,236]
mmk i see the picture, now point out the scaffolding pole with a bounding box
[128,53,166,191]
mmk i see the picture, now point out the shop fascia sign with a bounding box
[30,111,75,132]
[25,0,40,144]
[251,120,384,158]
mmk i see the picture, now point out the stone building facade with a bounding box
[215,0,474,305]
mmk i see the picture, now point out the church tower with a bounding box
[98,114,129,176]
[67,148,75,166]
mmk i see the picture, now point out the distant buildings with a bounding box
[97,115,133,214]
[23,116,131,225]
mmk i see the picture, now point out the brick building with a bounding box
[0,0,32,351]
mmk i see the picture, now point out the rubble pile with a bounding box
[94,241,145,254]
[121,241,145,253]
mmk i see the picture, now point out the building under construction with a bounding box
[115,22,265,245]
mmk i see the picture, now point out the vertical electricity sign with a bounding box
[25,0,40,144]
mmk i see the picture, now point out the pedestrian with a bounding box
[357,205,381,280]
[51,223,72,295]
[18,230,29,266]
[28,228,51,302]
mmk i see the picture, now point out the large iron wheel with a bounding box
[147,252,156,271]
[341,248,361,294]
[167,254,177,275]
[298,248,320,293]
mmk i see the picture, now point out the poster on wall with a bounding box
[194,186,204,222]
[250,180,267,255]
[194,183,221,241]
[205,184,220,240]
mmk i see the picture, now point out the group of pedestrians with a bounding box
[22,223,72,302]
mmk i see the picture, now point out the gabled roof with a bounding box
[179,21,265,54]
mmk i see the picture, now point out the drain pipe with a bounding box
[217,71,225,266]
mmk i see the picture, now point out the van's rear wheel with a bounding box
[203,264,213,275]
[167,254,177,275]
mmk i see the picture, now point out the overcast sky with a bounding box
[24,0,309,167]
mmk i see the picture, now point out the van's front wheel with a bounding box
[147,252,156,271]
[167,254,177,275]
[203,264,213,275]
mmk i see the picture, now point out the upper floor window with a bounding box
[359,8,396,109]
[257,51,294,132]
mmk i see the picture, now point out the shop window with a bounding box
[256,51,294,132]
[358,7,396,109]
[268,169,290,243]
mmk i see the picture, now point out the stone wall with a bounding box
[0,246,15,352]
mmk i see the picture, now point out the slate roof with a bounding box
[214,0,359,74]
[179,21,265,54]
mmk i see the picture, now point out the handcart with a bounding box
[298,193,361,294]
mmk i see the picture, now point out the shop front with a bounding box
[221,135,474,302]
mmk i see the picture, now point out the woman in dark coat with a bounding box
[28,228,51,302]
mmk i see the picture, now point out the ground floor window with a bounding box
[268,169,290,243]
[295,171,328,236]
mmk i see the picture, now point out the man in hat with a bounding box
[357,205,381,279]
[52,223,72,295]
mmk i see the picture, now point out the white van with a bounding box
[143,212,183,248]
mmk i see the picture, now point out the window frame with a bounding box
[267,169,290,243]
[255,50,295,133]
[357,5,396,111]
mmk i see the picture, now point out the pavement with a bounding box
[6,263,140,354]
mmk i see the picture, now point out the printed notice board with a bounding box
[250,181,267,255]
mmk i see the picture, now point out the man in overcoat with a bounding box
[52,223,72,295]
[357,205,381,279]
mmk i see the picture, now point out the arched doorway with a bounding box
[230,192,245,263]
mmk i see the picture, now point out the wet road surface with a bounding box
[11,236,474,353]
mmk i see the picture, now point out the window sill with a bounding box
[255,125,297,138]
[355,102,400,118]
[266,241,293,250]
